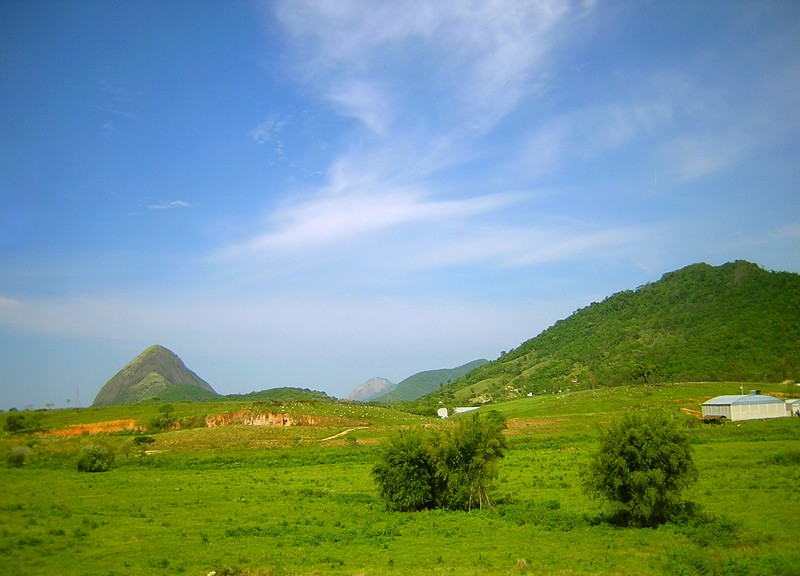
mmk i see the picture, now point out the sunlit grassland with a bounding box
[2,385,799,575]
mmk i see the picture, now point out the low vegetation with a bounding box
[1,381,798,575]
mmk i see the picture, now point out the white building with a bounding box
[701,391,787,421]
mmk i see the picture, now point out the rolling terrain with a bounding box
[1,380,798,575]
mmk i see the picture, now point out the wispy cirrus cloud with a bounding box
[275,0,590,135]
[247,113,289,144]
[147,200,190,210]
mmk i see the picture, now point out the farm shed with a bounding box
[701,391,787,421]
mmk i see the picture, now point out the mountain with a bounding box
[374,359,489,402]
[93,345,217,406]
[345,377,394,402]
[423,261,800,406]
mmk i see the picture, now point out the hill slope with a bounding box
[374,359,489,402]
[427,261,800,405]
[93,345,217,406]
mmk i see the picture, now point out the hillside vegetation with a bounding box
[374,359,489,402]
[416,261,799,408]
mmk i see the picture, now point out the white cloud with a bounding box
[247,114,289,144]
[220,184,520,257]
[147,200,190,210]
[276,0,590,134]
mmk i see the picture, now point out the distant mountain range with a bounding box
[343,360,489,403]
[93,345,217,406]
[418,261,800,407]
[373,359,489,402]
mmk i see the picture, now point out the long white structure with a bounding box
[701,391,787,421]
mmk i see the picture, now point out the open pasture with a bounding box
[2,384,799,575]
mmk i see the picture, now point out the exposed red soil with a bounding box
[49,419,142,436]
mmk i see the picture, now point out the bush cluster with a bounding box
[372,411,507,511]
[4,412,42,434]
[76,445,115,473]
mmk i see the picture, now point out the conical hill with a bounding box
[93,345,217,406]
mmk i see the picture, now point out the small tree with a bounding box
[77,445,115,473]
[372,429,439,512]
[132,435,156,456]
[583,409,697,527]
[4,412,42,434]
[372,411,507,512]
[435,411,507,510]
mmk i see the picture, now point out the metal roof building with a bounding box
[702,391,787,421]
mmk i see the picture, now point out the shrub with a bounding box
[149,414,176,432]
[76,445,115,473]
[7,445,30,468]
[372,429,439,511]
[372,411,507,511]
[583,409,697,527]
[4,412,42,434]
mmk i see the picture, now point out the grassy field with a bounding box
[2,383,799,575]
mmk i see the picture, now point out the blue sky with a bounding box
[1,1,799,409]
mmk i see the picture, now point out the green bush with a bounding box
[6,446,29,468]
[372,428,439,511]
[372,411,507,511]
[583,409,697,527]
[76,445,115,473]
[4,412,42,434]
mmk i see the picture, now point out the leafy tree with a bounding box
[435,411,507,510]
[76,445,115,473]
[4,412,42,434]
[372,411,507,511]
[372,429,439,512]
[583,409,697,527]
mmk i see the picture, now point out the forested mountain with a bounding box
[373,359,489,402]
[93,345,217,406]
[422,261,800,406]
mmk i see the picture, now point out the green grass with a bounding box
[2,384,799,575]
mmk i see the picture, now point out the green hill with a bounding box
[222,387,335,403]
[423,261,800,406]
[374,359,489,402]
[93,345,217,406]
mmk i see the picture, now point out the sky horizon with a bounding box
[2,1,799,410]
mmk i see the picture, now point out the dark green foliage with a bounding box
[76,445,115,473]
[583,409,697,527]
[424,261,800,404]
[372,411,507,511]
[435,410,508,510]
[132,435,156,454]
[372,429,439,511]
[148,414,176,432]
[6,446,29,468]
[4,412,42,434]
